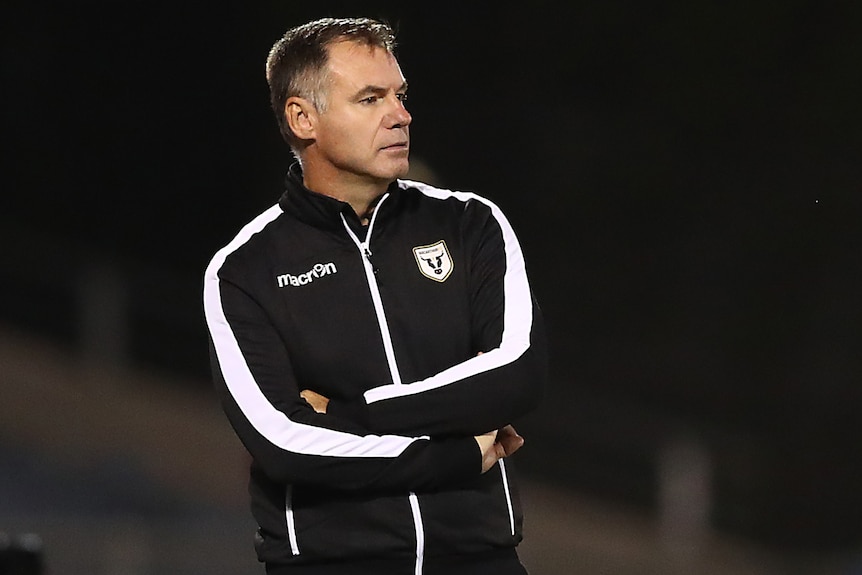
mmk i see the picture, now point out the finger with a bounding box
[475,430,498,452]
[496,426,524,457]
[499,435,524,457]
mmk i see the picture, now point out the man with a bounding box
[203,17,547,575]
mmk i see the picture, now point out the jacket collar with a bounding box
[278,163,402,233]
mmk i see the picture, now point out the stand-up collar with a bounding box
[278,163,402,233]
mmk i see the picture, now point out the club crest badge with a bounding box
[413,240,453,282]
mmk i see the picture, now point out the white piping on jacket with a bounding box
[285,485,300,555]
[408,493,426,575]
[499,459,516,536]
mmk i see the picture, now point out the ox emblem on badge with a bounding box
[413,240,453,282]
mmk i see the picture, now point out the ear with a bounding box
[284,96,317,141]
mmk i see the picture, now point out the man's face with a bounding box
[312,41,411,186]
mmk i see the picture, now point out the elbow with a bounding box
[510,336,548,417]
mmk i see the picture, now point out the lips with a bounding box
[382,142,409,150]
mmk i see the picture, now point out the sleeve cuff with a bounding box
[328,396,370,427]
[425,437,484,487]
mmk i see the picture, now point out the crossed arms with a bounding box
[204,194,547,493]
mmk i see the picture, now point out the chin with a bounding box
[394,158,411,178]
[373,160,410,182]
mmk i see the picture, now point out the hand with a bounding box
[300,389,329,414]
[474,425,525,473]
[474,430,505,474]
[495,424,525,457]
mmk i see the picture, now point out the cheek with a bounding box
[320,125,353,156]
[320,113,379,156]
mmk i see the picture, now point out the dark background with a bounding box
[3,0,861,556]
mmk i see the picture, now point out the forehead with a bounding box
[324,40,405,91]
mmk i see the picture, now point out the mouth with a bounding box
[381,142,409,151]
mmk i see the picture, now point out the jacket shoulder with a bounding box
[205,203,286,279]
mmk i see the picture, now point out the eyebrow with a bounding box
[351,81,409,101]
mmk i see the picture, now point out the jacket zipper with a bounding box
[340,196,426,574]
[340,195,402,385]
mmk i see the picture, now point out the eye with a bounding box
[360,96,378,104]
[396,92,408,102]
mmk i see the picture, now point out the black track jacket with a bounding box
[203,164,548,572]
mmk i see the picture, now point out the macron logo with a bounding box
[277,262,338,288]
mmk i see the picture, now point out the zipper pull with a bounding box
[361,243,378,274]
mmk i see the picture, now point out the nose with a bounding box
[388,96,412,128]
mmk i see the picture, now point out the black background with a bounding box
[3,0,861,553]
